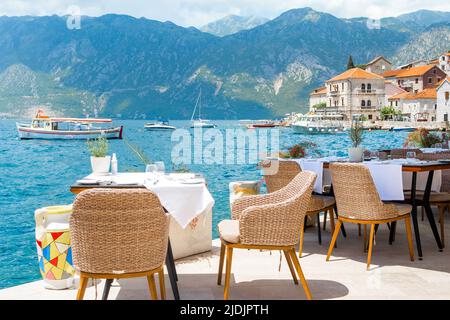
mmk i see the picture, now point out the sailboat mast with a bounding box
[191,89,202,121]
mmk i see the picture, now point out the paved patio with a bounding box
[1,211,449,300]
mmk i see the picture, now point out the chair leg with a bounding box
[323,210,327,231]
[316,213,322,245]
[147,274,158,300]
[439,205,446,248]
[223,246,233,300]
[289,249,312,300]
[76,275,89,300]
[102,279,113,300]
[329,208,335,235]
[158,268,166,300]
[283,250,298,285]
[299,224,305,258]
[217,242,226,285]
[367,224,375,271]
[326,220,342,261]
[405,217,415,261]
[363,225,368,252]
[358,224,362,237]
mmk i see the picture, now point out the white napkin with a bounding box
[298,159,324,194]
[364,163,404,201]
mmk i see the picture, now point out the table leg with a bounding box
[102,279,113,300]
[389,221,397,245]
[410,172,423,260]
[422,171,443,252]
[316,214,322,245]
[166,239,180,300]
[333,203,347,238]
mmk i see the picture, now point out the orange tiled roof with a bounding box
[310,87,327,95]
[388,92,410,100]
[382,69,403,78]
[390,88,437,101]
[428,59,439,65]
[328,68,384,82]
[395,65,435,78]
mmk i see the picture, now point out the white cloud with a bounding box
[0,0,449,27]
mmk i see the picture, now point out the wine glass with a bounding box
[145,164,157,180]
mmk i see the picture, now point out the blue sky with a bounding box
[0,0,449,27]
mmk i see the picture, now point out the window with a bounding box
[446,92,450,100]
[361,84,366,92]
[367,100,372,107]
[361,100,366,107]
[367,84,372,92]
[395,101,398,107]
[368,115,373,120]
[428,77,433,84]
[342,83,344,91]
[329,99,332,106]
[445,114,448,122]
[414,90,419,94]
[415,78,419,84]
[341,97,344,106]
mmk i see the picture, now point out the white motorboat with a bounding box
[190,89,216,129]
[291,113,346,134]
[144,120,176,131]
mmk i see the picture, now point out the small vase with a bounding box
[90,156,111,174]
[348,147,364,162]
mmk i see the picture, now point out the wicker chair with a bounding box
[327,163,415,270]
[217,171,316,300]
[70,189,170,300]
[260,160,336,257]
[412,151,450,247]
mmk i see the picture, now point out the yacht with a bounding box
[190,90,216,128]
[291,113,346,134]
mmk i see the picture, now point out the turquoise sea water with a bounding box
[0,119,409,289]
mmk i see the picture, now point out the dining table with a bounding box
[70,172,215,300]
[289,157,449,260]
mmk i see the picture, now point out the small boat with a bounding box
[16,109,123,140]
[190,89,216,129]
[246,120,276,129]
[390,127,415,132]
[144,120,176,131]
[291,113,346,134]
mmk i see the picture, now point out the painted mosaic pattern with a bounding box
[36,231,75,281]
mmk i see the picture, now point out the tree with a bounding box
[347,55,355,70]
[380,106,400,120]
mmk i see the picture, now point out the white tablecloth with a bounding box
[84,172,215,229]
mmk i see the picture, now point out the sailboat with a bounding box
[190,89,216,128]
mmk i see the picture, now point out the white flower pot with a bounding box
[348,147,364,162]
[90,156,111,174]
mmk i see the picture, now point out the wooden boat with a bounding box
[16,110,123,140]
[246,120,276,129]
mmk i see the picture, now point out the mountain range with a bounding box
[0,8,449,120]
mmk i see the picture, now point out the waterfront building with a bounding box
[436,78,450,122]
[323,68,386,121]
[384,80,407,107]
[389,87,438,122]
[383,65,446,93]
[309,87,327,110]
[364,56,392,75]
[438,52,450,76]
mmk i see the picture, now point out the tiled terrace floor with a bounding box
[1,211,449,300]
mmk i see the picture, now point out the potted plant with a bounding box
[348,120,364,162]
[404,128,444,148]
[87,136,110,174]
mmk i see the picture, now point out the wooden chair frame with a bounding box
[76,266,166,300]
[217,239,312,300]
[326,215,415,271]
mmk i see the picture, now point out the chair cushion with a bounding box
[218,220,240,244]
[308,195,335,213]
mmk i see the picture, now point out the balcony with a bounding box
[356,89,377,95]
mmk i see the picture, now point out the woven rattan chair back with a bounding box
[71,189,169,274]
[260,160,301,193]
[239,171,316,246]
[330,163,394,220]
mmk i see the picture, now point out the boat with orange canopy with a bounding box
[16,109,123,140]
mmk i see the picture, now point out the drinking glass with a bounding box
[406,151,416,162]
[155,161,166,176]
[370,151,380,161]
[145,164,157,180]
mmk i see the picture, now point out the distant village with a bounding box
[309,51,450,128]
